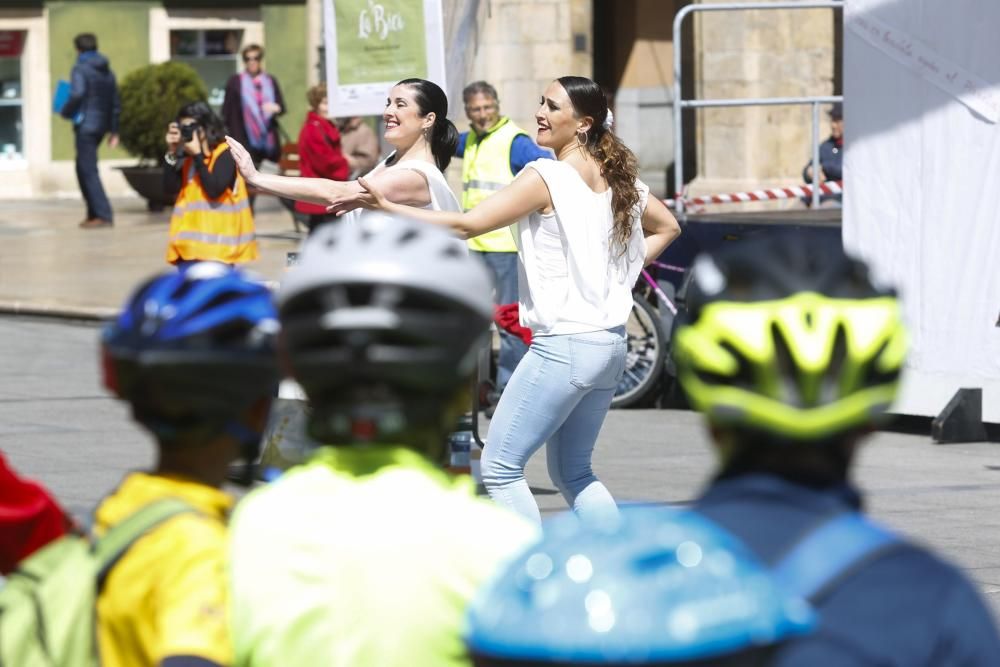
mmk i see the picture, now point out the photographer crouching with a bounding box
[164,101,258,267]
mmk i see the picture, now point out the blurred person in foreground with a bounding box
[294,82,350,232]
[228,219,536,666]
[165,101,258,266]
[96,264,279,666]
[466,506,815,667]
[673,234,1000,665]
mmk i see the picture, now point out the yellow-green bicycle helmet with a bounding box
[673,234,907,442]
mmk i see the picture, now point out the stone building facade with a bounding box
[0,0,839,202]
[462,0,840,200]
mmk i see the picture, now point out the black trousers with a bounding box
[74,128,113,222]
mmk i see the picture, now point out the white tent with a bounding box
[843,0,1000,420]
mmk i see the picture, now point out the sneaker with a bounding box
[79,218,112,229]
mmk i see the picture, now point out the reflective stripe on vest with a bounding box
[166,143,258,265]
[462,118,525,253]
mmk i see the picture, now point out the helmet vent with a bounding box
[771,323,800,405]
[441,244,463,259]
[398,228,419,244]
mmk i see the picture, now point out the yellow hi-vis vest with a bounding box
[166,143,258,265]
[462,117,525,253]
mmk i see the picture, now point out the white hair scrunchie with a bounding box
[603,109,614,131]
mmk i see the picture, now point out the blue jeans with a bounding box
[482,327,626,524]
[472,251,528,391]
[74,128,112,222]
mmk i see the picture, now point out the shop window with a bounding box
[170,29,243,109]
[0,30,25,162]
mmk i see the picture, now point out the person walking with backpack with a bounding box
[228,219,537,666]
[61,33,120,229]
[165,101,258,267]
[672,234,1000,665]
[94,264,278,666]
[333,76,681,524]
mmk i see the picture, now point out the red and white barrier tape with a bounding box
[664,181,842,209]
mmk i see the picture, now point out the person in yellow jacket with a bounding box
[164,101,258,267]
[456,81,552,395]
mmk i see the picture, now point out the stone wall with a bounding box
[465,0,591,137]
[691,0,838,199]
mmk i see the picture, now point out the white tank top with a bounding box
[342,154,461,230]
[515,159,649,335]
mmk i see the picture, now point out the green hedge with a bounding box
[119,61,208,163]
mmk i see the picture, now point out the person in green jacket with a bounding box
[228,217,537,667]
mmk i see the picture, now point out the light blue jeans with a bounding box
[481,326,626,524]
[472,250,528,391]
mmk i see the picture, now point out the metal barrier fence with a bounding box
[672,1,845,213]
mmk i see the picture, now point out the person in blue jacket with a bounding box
[673,234,1000,666]
[61,33,120,229]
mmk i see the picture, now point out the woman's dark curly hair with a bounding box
[176,100,227,152]
[557,76,640,256]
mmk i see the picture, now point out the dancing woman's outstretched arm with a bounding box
[340,168,551,239]
[225,136,431,208]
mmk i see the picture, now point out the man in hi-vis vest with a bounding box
[456,81,552,396]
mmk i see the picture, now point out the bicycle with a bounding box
[612,261,686,408]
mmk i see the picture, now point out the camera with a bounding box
[179,122,199,143]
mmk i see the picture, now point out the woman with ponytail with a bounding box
[344,76,681,524]
[226,78,462,230]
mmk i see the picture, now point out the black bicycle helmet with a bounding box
[102,263,280,445]
[673,233,906,442]
[277,217,493,442]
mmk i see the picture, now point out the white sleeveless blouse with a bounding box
[515,159,649,336]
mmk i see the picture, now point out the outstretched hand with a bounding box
[225,136,258,184]
[326,177,388,216]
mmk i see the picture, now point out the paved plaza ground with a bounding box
[2,195,1000,618]
[3,315,1000,616]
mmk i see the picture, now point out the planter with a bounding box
[117,165,173,212]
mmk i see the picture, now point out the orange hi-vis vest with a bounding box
[166,143,258,265]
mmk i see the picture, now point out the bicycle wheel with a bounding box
[612,294,666,408]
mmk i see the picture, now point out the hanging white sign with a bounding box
[846,9,1000,123]
[323,0,447,118]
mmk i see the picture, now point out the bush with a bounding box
[119,62,208,163]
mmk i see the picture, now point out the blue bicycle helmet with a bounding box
[465,506,814,666]
[102,263,280,445]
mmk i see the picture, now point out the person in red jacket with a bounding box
[0,451,73,574]
[295,83,350,232]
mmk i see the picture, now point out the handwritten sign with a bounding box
[847,10,1000,123]
[323,0,446,117]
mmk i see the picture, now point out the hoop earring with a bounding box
[577,129,588,145]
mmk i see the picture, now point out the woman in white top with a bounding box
[340,76,681,524]
[225,78,461,228]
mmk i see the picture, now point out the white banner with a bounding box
[846,9,1000,123]
[323,0,447,118]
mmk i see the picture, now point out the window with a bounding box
[169,29,242,108]
[0,30,25,162]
